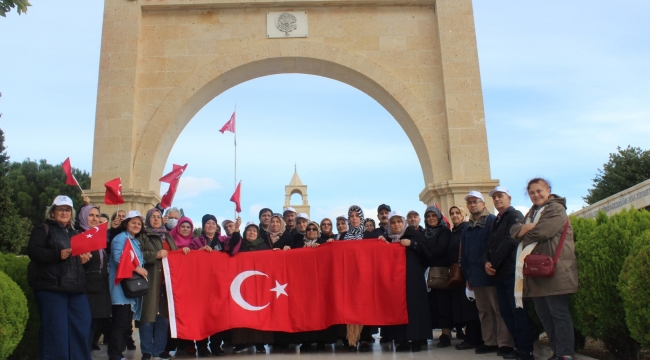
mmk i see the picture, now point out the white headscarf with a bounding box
[386,211,407,242]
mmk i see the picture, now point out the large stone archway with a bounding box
[87,0,499,213]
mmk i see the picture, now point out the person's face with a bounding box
[260,211,272,226]
[54,206,73,224]
[425,212,439,227]
[492,192,511,213]
[378,209,390,226]
[245,227,258,241]
[364,221,375,233]
[528,182,551,207]
[296,218,308,232]
[320,220,333,234]
[224,222,235,235]
[179,222,192,237]
[270,217,281,232]
[305,225,318,240]
[389,217,404,234]
[127,218,142,236]
[284,212,296,227]
[407,213,420,227]
[336,219,347,233]
[466,197,485,215]
[87,208,101,227]
[449,208,464,226]
[112,210,126,228]
[149,211,163,229]
[204,220,217,236]
[167,211,180,220]
[349,212,361,227]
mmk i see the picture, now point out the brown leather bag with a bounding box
[447,242,464,288]
[523,219,570,278]
[427,267,450,289]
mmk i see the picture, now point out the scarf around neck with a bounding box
[267,215,286,244]
[387,215,407,242]
[169,216,194,248]
[423,205,448,240]
[343,205,365,240]
[145,208,168,236]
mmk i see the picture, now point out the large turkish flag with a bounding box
[163,240,407,340]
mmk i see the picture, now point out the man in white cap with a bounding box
[460,190,513,355]
[283,207,297,234]
[484,186,532,359]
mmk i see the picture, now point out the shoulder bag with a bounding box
[427,267,450,289]
[120,238,149,298]
[523,219,570,278]
[447,241,464,288]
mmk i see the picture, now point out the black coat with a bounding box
[448,222,480,324]
[238,232,272,252]
[27,220,86,293]
[423,225,451,267]
[318,233,336,244]
[266,228,295,249]
[85,248,111,318]
[483,206,524,280]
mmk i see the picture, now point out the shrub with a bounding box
[0,253,38,359]
[0,270,28,360]
[618,231,650,347]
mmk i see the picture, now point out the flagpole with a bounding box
[234,104,237,219]
[72,174,86,196]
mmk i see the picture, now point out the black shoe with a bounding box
[501,348,518,359]
[142,354,152,360]
[198,347,212,357]
[358,342,371,352]
[316,342,327,351]
[300,343,312,353]
[475,345,499,354]
[92,343,101,351]
[158,351,172,359]
[210,345,224,357]
[456,329,466,339]
[347,345,357,352]
[411,342,422,352]
[516,351,535,360]
[437,334,451,348]
[379,337,390,343]
[395,342,410,352]
[255,344,266,353]
[126,337,137,351]
[455,341,476,350]
[498,346,515,356]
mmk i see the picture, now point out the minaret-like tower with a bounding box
[284,166,310,217]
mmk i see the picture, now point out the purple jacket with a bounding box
[191,233,241,254]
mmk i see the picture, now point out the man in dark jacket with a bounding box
[461,191,513,355]
[484,186,533,360]
[372,204,391,237]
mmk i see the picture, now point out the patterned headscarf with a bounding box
[78,204,100,231]
[146,208,167,236]
[304,221,320,247]
[343,205,365,240]
[387,212,407,242]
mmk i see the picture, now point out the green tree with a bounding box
[6,159,90,228]
[584,146,650,205]
[0,0,30,17]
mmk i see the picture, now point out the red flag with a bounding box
[114,238,140,285]
[230,181,242,213]
[163,240,407,339]
[71,222,108,256]
[159,164,188,209]
[219,111,236,134]
[159,163,188,183]
[104,177,124,205]
[62,158,79,186]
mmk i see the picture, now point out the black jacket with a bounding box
[239,232,272,252]
[422,225,452,267]
[27,220,86,293]
[265,228,294,249]
[483,206,524,280]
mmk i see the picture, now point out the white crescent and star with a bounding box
[230,271,288,311]
[85,226,100,238]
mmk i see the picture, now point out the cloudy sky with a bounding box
[1,1,648,225]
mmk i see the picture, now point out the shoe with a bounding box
[210,346,224,357]
[300,343,312,353]
[233,344,248,352]
[142,354,152,360]
[91,343,101,351]
[347,345,357,352]
[501,348,518,359]
[498,346,514,356]
[198,347,212,357]
[158,351,172,359]
[475,345,499,354]
[126,337,137,351]
[455,341,476,350]
[516,351,534,360]
[358,342,371,352]
[395,342,410,352]
[379,337,390,344]
[456,329,466,339]
[437,334,451,348]
[411,342,422,352]
[316,342,326,351]
[255,344,266,353]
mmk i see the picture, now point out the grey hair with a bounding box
[166,207,180,216]
[45,204,76,228]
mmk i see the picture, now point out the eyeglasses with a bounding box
[306,228,318,232]
[466,200,482,205]
[55,207,72,213]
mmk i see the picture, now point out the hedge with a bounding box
[0,270,28,360]
[618,230,650,348]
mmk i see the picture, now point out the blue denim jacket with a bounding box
[461,212,496,288]
[109,231,144,320]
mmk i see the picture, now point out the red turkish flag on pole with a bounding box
[230,181,242,213]
[162,240,407,339]
[62,158,79,186]
[159,163,188,183]
[71,222,108,256]
[104,177,124,205]
[159,164,188,209]
[219,111,236,134]
[114,238,140,285]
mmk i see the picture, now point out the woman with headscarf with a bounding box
[364,218,376,234]
[263,214,292,250]
[169,216,194,254]
[319,218,336,243]
[335,215,348,239]
[422,206,453,348]
[77,203,112,352]
[302,221,321,248]
[448,205,483,350]
[379,211,433,352]
[135,208,178,360]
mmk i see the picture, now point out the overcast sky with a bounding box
[1,1,648,225]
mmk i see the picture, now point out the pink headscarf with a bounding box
[169,216,194,248]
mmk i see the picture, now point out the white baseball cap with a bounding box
[388,211,404,220]
[464,191,485,202]
[52,195,73,207]
[283,207,296,215]
[488,186,511,198]
[124,210,145,222]
[245,221,259,229]
[296,213,309,221]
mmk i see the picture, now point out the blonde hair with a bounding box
[45,204,76,228]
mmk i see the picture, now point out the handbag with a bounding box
[427,267,450,289]
[121,273,149,298]
[523,219,570,278]
[447,242,463,288]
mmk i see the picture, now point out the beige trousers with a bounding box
[473,286,514,347]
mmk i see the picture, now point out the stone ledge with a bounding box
[139,0,437,11]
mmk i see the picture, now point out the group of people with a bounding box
[26,177,578,360]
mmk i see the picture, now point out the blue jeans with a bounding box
[139,315,169,356]
[495,276,534,353]
[35,290,92,360]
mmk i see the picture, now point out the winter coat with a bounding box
[137,229,178,323]
[108,231,145,320]
[85,248,111,318]
[423,226,451,268]
[27,219,86,293]
[483,206,524,280]
[510,195,578,297]
[461,209,496,288]
[448,221,480,323]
